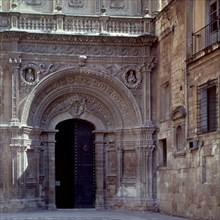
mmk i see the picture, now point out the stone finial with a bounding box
[101,5,107,15]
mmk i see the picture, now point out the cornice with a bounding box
[0,31,157,47]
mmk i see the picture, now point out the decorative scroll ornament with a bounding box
[26,0,43,6]
[69,95,86,117]
[20,64,40,86]
[171,105,186,121]
[110,0,124,9]
[122,66,142,89]
[68,0,84,8]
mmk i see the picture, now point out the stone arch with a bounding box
[21,67,142,130]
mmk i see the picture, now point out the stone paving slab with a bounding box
[0,209,193,220]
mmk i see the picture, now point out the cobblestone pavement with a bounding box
[0,209,193,220]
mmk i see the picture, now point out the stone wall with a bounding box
[154,0,220,219]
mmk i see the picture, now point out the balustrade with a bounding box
[0,12,153,36]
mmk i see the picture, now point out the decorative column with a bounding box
[146,145,155,200]
[45,130,57,210]
[93,130,105,209]
[9,55,21,122]
[143,58,156,126]
[9,123,21,198]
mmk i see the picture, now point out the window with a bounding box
[198,80,218,133]
[159,139,167,167]
[160,82,170,121]
[209,0,220,32]
[176,125,184,151]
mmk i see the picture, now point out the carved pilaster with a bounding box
[43,130,57,210]
[9,55,21,121]
[93,130,106,209]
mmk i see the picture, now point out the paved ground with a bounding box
[0,209,193,220]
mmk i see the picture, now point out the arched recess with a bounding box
[21,67,142,130]
[20,67,143,209]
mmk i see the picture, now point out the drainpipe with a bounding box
[184,66,189,143]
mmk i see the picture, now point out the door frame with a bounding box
[43,128,106,210]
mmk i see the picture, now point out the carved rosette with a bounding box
[20,64,40,86]
[122,65,143,89]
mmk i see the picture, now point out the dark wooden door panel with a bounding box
[55,119,95,209]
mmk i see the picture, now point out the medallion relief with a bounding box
[20,64,40,86]
[122,66,143,89]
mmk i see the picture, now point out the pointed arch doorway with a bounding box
[55,119,96,209]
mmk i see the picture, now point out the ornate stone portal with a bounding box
[0,27,157,211]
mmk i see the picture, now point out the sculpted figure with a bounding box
[25,68,35,82]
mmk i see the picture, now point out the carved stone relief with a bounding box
[68,0,84,8]
[21,70,142,128]
[122,65,143,89]
[20,64,40,86]
[26,0,43,7]
[19,43,143,57]
[40,93,115,128]
[68,94,86,117]
[110,0,125,9]
[20,62,59,87]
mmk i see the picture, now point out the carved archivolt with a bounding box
[21,67,142,129]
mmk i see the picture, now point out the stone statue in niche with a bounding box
[110,0,124,9]
[20,64,39,86]
[126,70,137,84]
[25,68,35,82]
[26,0,43,6]
[122,67,142,89]
[68,0,84,8]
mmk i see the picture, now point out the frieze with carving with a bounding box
[26,0,44,7]
[110,0,125,9]
[68,0,84,8]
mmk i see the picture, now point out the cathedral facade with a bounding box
[0,1,219,220]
